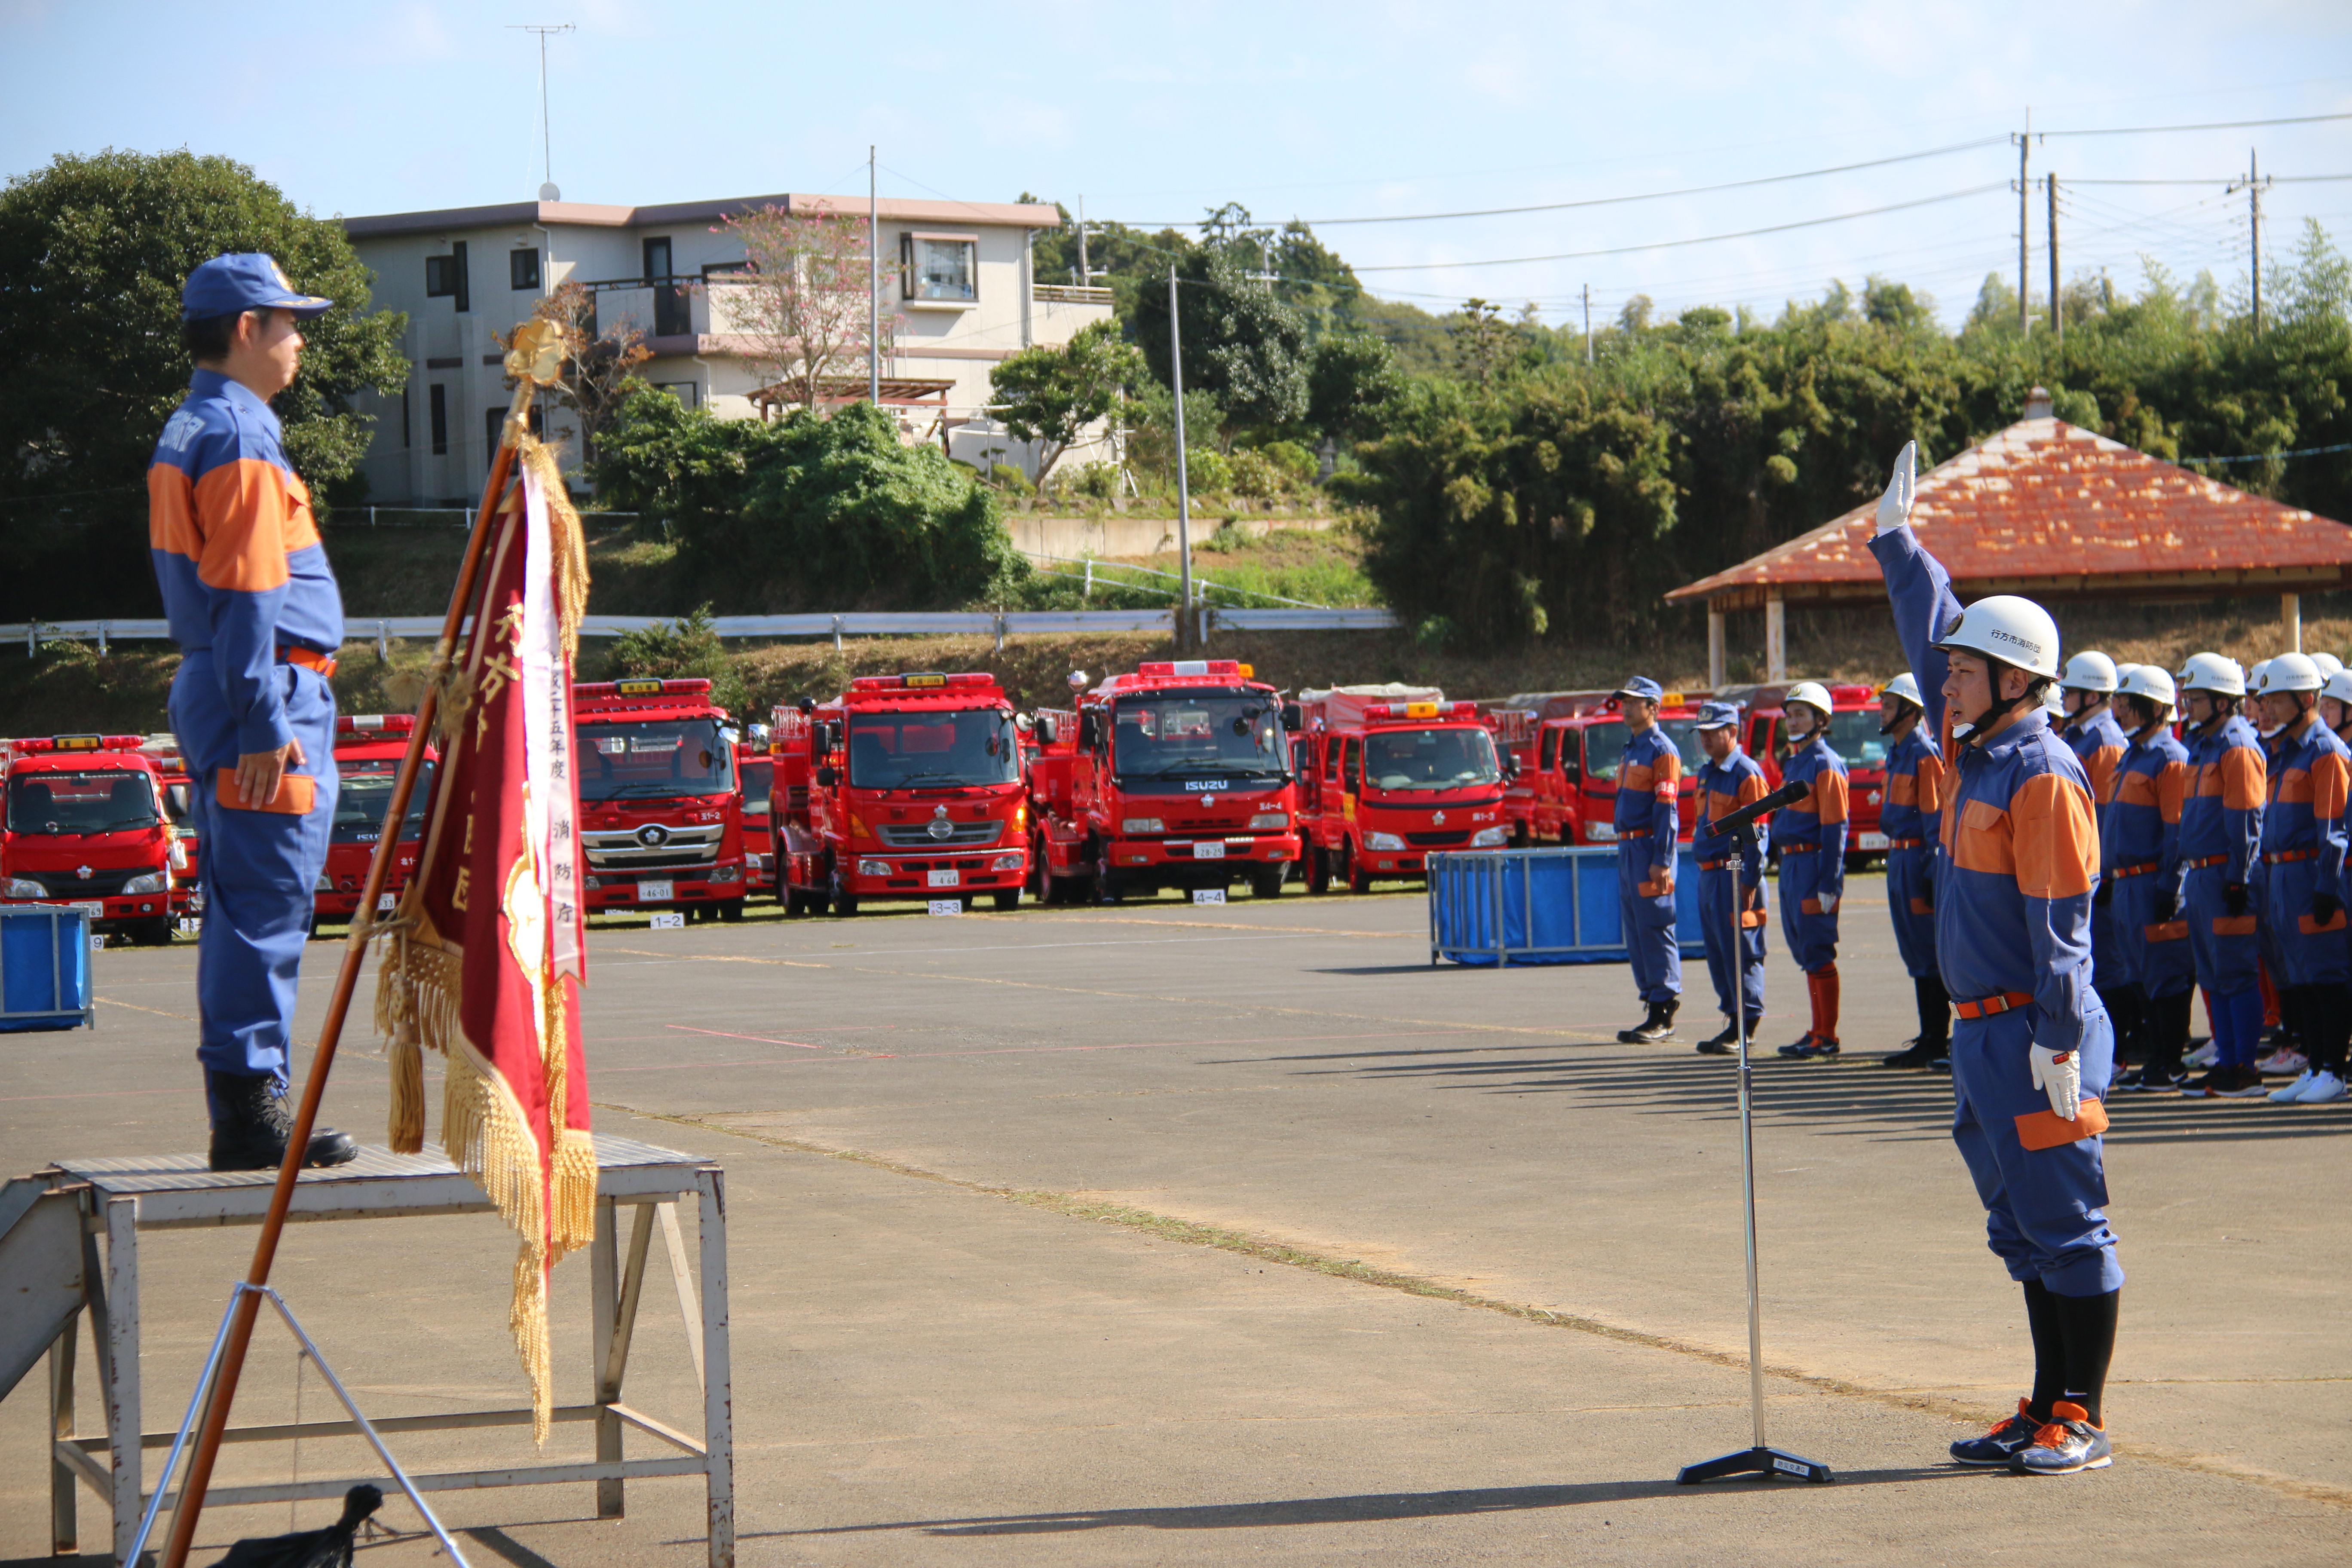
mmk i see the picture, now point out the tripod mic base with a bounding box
[1676,1445,1834,1485]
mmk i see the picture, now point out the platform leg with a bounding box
[591,1195,622,1520]
[696,1172,733,1568]
[51,1311,78,1554]
[104,1197,140,1566]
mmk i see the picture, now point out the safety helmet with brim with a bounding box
[1880,672,1924,710]
[2116,664,2176,709]
[2321,669,2352,708]
[1783,680,1834,717]
[2174,652,2245,698]
[2257,652,2324,695]
[2060,651,2119,693]
[1932,595,2061,679]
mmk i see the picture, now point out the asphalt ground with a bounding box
[3,871,2348,1566]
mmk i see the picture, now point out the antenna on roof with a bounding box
[511,23,575,202]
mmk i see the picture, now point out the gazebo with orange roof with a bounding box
[1665,389,2352,686]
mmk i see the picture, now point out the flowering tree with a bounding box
[714,202,896,415]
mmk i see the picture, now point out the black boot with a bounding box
[2101,983,2148,1068]
[1696,1019,1741,1055]
[1883,974,1950,1066]
[2115,990,2190,1091]
[207,1069,360,1172]
[1619,997,1679,1044]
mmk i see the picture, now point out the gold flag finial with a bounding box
[505,316,567,387]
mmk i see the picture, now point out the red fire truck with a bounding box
[575,677,749,922]
[772,671,1029,916]
[1507,695,1707,846]
[311,714,438,928]
[1,732,183,945]
[1292,686,1512,893]
[140,735,201,922]
[1027,658,1302,903]
[737,745,778,900]
[1721,682,1887,868]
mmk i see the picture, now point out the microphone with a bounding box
[1711,778,1807,840]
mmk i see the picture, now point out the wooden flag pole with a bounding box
[159,335,558,1568]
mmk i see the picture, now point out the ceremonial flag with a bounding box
[378,426,593,1440]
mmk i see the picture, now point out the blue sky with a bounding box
[5,1,2348,328]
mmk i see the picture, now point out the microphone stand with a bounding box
[1676,807,1833,1485]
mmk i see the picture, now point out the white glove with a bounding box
[1874,440,1917,536]
[1815,892,1838,914]
[2029,1044,2082,1120]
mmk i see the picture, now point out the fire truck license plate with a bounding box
[378,893,396,911]
[1194,842,1226,859]
[1857,832,1889,851]
[73,901,104,922]
[928,868,960,887]
[638,879,674,901]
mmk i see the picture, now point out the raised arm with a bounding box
[1865,443,1964,743]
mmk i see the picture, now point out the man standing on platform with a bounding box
[1612,677,1686,1044]
[1689,701,1768,1054]
[1770,682,1849,1059]
[149,254,358,1172]
[1877,674,1952,1069]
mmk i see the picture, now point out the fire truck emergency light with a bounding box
[335,714,418,735]
[584,678,712,698]
[1137,660,1253,679]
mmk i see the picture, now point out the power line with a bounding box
[2043,110,2352,137]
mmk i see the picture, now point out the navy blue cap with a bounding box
[1694,700,1741,730]
[1612,676,1664,704]
[182,253,334,320]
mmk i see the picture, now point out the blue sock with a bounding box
[2220,987,2265,1067]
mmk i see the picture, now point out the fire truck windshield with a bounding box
[1113,695,1289,779]
[6,770,161,835]
[1817,709,1891,769]
[738,756,773,815]
[332,762,436,843]
[1365,727,1500,791]
[1581,718,1705,783]
[847,710,1019,790]
[580,719,734,801]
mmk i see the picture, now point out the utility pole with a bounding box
[510,23,574,200]
[2230,149,2273,334]
[1169,264,1194,649]
[2012,110,2038,336]
[868,146,880,404]
[2047,172,2062,344]
[1583,284,1593,365]
[1077,196,1090,286]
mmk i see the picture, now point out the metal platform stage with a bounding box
[0,1135,732,1567]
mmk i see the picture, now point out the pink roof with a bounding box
[1666,417,2352,609]
[346,193,1061,239]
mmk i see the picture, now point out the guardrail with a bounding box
[3,605,1397,657]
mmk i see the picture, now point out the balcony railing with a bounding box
[1032,285,1115,306]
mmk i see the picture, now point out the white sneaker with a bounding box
[2293,1069,2347,1104]
[2185,1041,2220,1069]
[2256,1047,2309,1076]
[2269,1069,2316,1103]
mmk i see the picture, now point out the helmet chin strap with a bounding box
[1877,703,1919,737]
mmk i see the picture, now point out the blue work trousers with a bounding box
[1775,845,1840,972]
[2090,896,2126,995]
[2182,861,2261,997]
[1696,863,1765,1027]
[2110,871,2194,1000]
[1951,1002,2124,1298]
[1884,844,1939,980]
[2263,856,2351,989]
[171,655,338,1084]
[1616,839,1681,1005]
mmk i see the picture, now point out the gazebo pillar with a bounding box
[1765,594,1786,683]
[2284,593,2302,653]
[1707,605,1726,690]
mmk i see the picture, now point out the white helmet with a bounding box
[2323,668,2352,707]
[2313,652,2344,681]
[1932,595,2061,679]
[2116,663,2176,710]
[2257,652,2324,694]
[1880,672,1924,710]
[2042,686,2067,716]
[2060,651,2119,693]
[1783,680,1834,717]
[2176,652,2246,697]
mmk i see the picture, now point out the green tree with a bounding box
[0,148,408,510]
[987,318,1147,490]
[1130,244,1310,432]
[1306,331,1406,443]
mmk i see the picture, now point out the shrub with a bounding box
[1225,449,1287,498]
[990,462,1036,495]
[1183,448,1233,493]
[1067,462,1124,499]
[1259,439,1320,485]
[607,604,749,715]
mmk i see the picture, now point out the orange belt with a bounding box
[279,644,337,679]
[1886,836,1924,850]
[1954,990,2033,1019]
[2182,854,2230,871]
[1781,842,1819,853]
[1620,828,1650,838]
[1699,857,1733,871]
[2108,861,2160,879]
[2265,847,2318,865]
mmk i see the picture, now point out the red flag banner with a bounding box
[378,433,593,1439]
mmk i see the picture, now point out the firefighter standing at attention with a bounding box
[2060,653,2136,1064]
[1689,700,1768,1054]
[1612,677,1687,1044]
[1877,673,1952,1069]
[1873,440,2122,1477]
[1770,681,1849,1059]
[2103,665,2198,1092]
[149,254,358,1172]
[2249,655,2351,1105]
[2172,652,2269,1098]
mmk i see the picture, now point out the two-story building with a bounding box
[342,191,1115,505]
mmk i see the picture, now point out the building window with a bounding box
[654,381,699,409]
[643,237,690,336]
[425,242,469,311]
[429,385,448,456]
[510,248,541,290]
[401,387,411,450]
[900,233,977,301]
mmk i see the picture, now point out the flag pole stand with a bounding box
[157,337,560,1568]
[1676,814,1833,1487]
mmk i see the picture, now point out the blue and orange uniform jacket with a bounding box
[1767,732,1848,909]
[1870,527,2099,1057]
[2063,709,2128,823]
[1614,723,1681,891]
[1880,723,1946,848]
[2260,711,2349,890]
[2101,726,2189,884]
[2178,714,2265,887]
[1693,749,1769,885]
[147,369,343,755]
